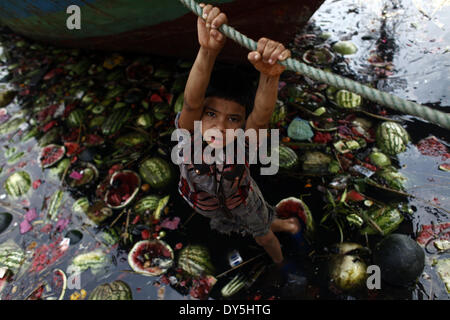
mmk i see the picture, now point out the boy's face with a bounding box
[201,97,246,148]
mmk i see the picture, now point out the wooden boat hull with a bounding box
[0,0,324,62]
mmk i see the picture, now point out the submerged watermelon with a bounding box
[38,144,65,168]
[128,240,174,276]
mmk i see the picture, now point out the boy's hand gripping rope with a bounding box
[179,0,450,130]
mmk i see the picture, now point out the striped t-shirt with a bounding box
[173,112,276,237]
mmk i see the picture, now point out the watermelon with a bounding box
[139,157,173,190]
[0,240,24,274]
[332,41,358,55]
[329,254,367,291]
[47,190,64,221]
[71,249,108,275]
[221,274,247,297]
[4,171,31,197]
[153,195,170,220]
[360,206,404,236]
[38,127,61,147]
[105,170,141,209]
[38,144,65,168]
[178,245,215,278]
[115,132,147,147]
[0,117,25,135]
[275,197,315,239]
[276,145,299,170]
[101,108,131,136]
[66,109,85,128]
[335,90,361,109]
[376,121,410,156]
[86,201,113,225]
[89,280,132,300]
[373,234,425,286]
[134,195,161,215]
[369,151,391,168]
[128,240,174,276]
[67,162,99,187]
[328,242,368,291]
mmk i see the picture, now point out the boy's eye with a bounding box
[229,117,239,122]
[206,111,215,117]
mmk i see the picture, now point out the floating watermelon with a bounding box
[104,170,141,209]
[376,121,410,156]
[139,157,173,190]
[89,280,133,300]
[178,245,215,278]
[4,171,31,197]
[38,144,65,168]
[128,240,174,276]
[373,234,425,286]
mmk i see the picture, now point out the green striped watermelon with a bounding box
[101,108,131,136]
[89,280,132,300]
[66,109,85,128]
[48,190,64,221]
[71,249,108,275]
[139,157,173,190]
[277,145,299,170]
[376,121,410,155]
[178,245,215,278]
[0,240,24,274]
[4,171,31,197]
[335,90,361,109]
[134,195,161,215]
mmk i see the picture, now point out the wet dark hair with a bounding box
[205,65,258,119]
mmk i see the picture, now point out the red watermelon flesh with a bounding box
[39,145,65,168]
[275,197,307,225]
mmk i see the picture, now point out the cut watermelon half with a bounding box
[128,240,174,276]
[38,144,65,168]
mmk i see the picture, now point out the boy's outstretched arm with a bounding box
[178,4,228,132]
[245,38,291,133]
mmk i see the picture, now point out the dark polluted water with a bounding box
[0,0,449,300]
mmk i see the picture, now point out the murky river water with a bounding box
[0,0,448,300]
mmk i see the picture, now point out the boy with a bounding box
[174,4,304,266]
